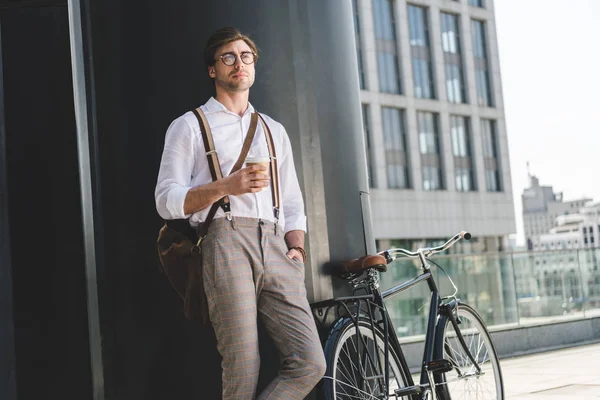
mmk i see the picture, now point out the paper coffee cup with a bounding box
[245,156,270,191]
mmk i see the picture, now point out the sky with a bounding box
[494,0,600,245]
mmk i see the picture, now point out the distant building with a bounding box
[522,174,591,250]
[538,202,600,251]
[352,0,516,253]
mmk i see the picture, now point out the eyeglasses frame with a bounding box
[217,51,257,66]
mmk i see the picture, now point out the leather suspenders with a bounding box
[258,114,280,226]
[191,107,280,236]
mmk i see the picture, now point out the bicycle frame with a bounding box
[381,267,441,387]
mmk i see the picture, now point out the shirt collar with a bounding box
[204,97,255,116]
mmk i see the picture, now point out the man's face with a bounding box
[209,39,256,93]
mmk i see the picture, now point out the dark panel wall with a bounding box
[0,19,17,400]
[0,6,92,400]
[86,0,364,398]
[86,0,317,395]
[1,0,365,398]
[86,0,225,398]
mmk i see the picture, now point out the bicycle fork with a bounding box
[440,301,483,376]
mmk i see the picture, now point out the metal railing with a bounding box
[379,248,600,340]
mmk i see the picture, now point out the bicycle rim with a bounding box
[325,320,410,400]
[438,304,504,399]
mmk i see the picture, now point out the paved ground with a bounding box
[501,342,600,399]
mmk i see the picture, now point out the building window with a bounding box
[352,0,366,90]
[408,5,435,99]
[417,111,443,190]
[471,20,493,106]
[382,107,410,188]
[441,12,466,103]
[362,104,375,187]
[373,0,402,94]
[469,0,484,7]
[481,119,502,191]
[450,115,474,191]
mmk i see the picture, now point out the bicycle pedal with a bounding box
[426,359,453,373]
[395,385,422,397]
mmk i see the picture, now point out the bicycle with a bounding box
[310,231,504,400]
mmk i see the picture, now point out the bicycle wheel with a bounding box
[435,303,504,400]
[323,318,411,400]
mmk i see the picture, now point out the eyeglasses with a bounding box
[217,52,256,66]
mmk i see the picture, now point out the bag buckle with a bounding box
[191,235,205,254]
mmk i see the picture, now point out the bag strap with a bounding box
[232,112,259,173]
[257,114,280,225]
[192,108,259,240]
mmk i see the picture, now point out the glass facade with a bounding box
[352,0,366,90]
[373,0,402,93]
[362,104,375,187]
[441,12,466,103]
[382,107,410,189]
[352,3,512,278]
[417,111,443,190]
[481,119,501,192]
[472,19,493,106]
[408,5,435,99]
[450,115,474,191]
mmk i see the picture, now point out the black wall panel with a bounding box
[1,6,92,399]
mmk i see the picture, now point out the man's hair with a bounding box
[204,27,259,68]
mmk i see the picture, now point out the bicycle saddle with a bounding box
[330,254,387,276]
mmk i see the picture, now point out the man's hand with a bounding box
[225,164,270,195]
[287,248,304,262]
[284,230,305,263]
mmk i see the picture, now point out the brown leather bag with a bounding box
[156,217,212,323]
[156,108,258,323]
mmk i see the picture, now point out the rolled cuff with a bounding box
[283,214,307,234]
[166,186,192,219]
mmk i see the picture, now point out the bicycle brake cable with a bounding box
[428,258,458,301]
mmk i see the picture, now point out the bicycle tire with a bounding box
[434,303,504,400]
[322,318,411,400]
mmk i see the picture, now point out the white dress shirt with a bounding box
[155,97,307,233]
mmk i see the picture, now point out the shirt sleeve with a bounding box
[278,124,307,233]
[155,116,196,220]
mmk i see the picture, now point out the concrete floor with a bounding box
[501,342,600,399]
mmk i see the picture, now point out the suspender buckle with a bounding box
[220,200,233,221]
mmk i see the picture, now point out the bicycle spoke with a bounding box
[326,321,410,400]
[338,341,361,397]
[439,305,503,399]
[323,376,383,400]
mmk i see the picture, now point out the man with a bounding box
[155,27,326,399]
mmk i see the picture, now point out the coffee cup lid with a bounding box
[246,156,270,163]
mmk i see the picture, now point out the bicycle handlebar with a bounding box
[379,231,471,264]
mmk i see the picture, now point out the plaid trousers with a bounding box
[201,217,326,400]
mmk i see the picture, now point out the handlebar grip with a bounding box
[460,231,472,240]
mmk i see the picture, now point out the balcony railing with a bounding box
[379,248,600,340]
